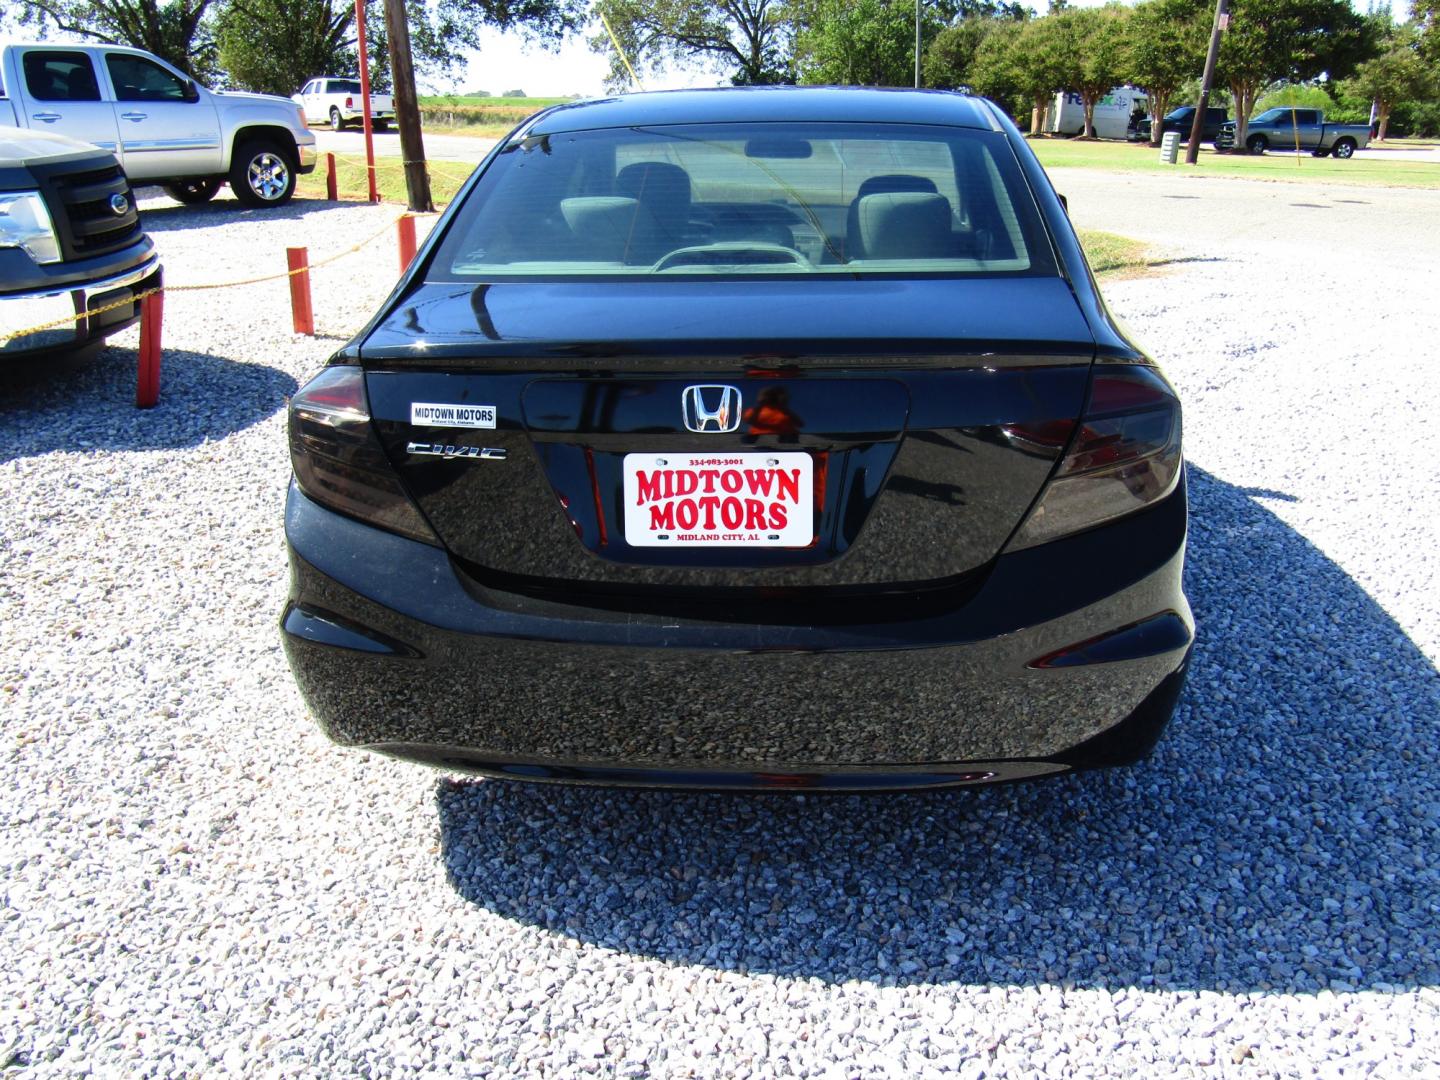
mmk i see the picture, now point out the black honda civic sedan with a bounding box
[281,87,1191,791]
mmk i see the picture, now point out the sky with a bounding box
[431,0,1410,100]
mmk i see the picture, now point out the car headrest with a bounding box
[855,174,938,199]
[854,192,953,261]
[616,162,692,229]
[560,197,651,262]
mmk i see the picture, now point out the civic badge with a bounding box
[682,385,741,433]
[109,193,130,216]
[406,442,507,460]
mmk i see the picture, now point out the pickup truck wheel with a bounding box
[230,139,297,208]
[162,179,222,204]
[1332,138,1357,159]
[330,108,346,132]
[1246,134,1268,155]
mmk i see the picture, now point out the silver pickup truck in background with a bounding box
[0,42,316,207]
[1216,108,1372,158]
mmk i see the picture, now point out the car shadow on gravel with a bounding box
[436,465,1440,993]
[0,345,296,461]
[134,192,351,233]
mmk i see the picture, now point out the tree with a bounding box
[1125,0,1209,145]
[1415,1,1440,64]
[926,18,1001,90]
[1060,5,1131,138]
[15,0,219,80]
[214,0,355,95]
[15,0,581,89]
[795,0,949,86]
[968,18,1027,116]
[977,14,1071,134]
[212,0,473,96]
[1215,0,1377,150]
[924,4,1028,92]
[1341,23,1438,141]
[591,0,795,88]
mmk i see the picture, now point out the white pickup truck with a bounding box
[0,42,316,208]
[294,77,394,132]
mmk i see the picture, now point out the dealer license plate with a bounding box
[622,452,814,547]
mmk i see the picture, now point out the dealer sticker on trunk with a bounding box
[410,402,496,429]
[622,452,814,547]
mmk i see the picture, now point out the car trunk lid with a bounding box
[362,278,1094,606]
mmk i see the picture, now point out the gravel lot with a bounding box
[3,175,1438,1077]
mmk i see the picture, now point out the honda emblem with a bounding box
[681,385,741,433]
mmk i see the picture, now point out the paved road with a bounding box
[1054,162,1439,267]
[312,126,497,165]
[1354,142,1440,163]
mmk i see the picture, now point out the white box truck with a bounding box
[1045,88,1146,141]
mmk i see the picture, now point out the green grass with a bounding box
[419,119,516,138]
[416,96,574,137]
[297,156,472,206]
[1076,229,1153,276]
[1030,137,1440,190]
[414,100,547,138]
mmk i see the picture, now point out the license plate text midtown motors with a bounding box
[623,453,814,547]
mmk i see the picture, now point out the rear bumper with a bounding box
[281,475,1193,789]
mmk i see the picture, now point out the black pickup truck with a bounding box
[1,125,161,359]
[1130,106,1229,146]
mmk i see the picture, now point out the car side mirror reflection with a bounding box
[184,80,200,104]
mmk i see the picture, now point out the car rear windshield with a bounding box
[332,80,364,94]
[429,122,1057,280]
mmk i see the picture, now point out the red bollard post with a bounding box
[325,152,338,201]
[286,247,314,336]
[135,291,163,408]
[397,214,417,274]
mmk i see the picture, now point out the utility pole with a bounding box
[354,0,378,203]
[383,0,433,212]
[1185,0,1229,165]
[914,0,921,88]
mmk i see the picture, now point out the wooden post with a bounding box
[355,0,379,204]
[286,247,314,336]
[1185,0,1229,165]
[397,214,417,273]
[383,0,434,212]
[135,292,163,408]
[325,152,338,200]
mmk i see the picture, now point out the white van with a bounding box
[1045,88,1146,141]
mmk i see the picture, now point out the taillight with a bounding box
[288,366,439,545]
[1008,365,1182,550]
[345,96,354,109]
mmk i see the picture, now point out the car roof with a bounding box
[524,87,997,136]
